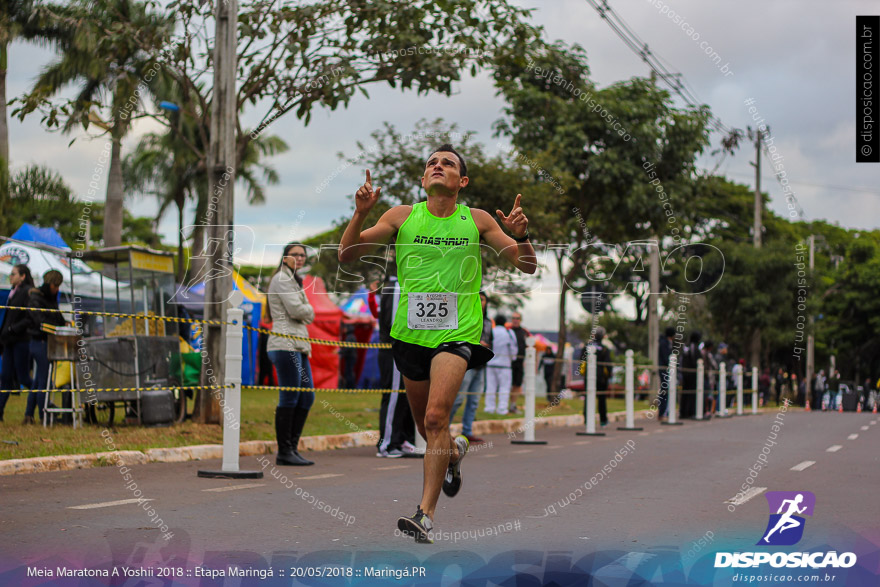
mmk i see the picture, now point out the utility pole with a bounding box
[197,0,238,423]
[648,238,660,395]
[749,129,762,369]
[806,235,815,403]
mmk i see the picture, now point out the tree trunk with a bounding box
[176,192,185,281]
[188,195,207,282]
[103,134,125,246]
[0,42,9,236]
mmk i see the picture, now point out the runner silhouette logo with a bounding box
[758,491,816,546]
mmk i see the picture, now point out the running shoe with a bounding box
[386,448,404,458]
[442,435,469,497]
[397,506,434,544]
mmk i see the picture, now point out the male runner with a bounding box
[338,144,536,543]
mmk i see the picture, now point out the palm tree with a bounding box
[18,0,173,246]
[0,0,71,233]
[124,121,289,280]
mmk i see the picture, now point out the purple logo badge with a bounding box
[758,491,816,546]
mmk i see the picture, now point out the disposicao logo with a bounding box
[714,491,857,569]
[759,490,815,546]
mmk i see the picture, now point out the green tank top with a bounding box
[390,201,482,347]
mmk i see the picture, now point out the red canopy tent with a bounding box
[301,275,375,389]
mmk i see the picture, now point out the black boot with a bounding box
[290,407,315,465]
[275,407,311,466]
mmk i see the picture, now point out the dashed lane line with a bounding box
[375,465,409,471]
[848,434,859,440]
[861,426,869,431]
[512,449,533,454]
[297,474,344,480]
[790,461,815,472]
[202,484,265,493]
[826,445,843,452]
[69,498,154,510]
[725,486,766,506]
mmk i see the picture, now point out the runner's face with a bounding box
[421,151,467,195]
[9,269,21,287]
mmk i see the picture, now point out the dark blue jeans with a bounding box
[0,340,33,420]
[26,339,49,420]
[268,350,315,410]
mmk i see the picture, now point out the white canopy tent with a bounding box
[0,239,128,299]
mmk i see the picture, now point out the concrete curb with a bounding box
[0,407,711,476]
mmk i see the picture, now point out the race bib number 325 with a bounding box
[407,292,458,330]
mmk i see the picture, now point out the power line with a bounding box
[584,0,730,135]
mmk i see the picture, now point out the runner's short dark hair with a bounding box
[429,143,467,178]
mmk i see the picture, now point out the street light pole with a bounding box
[197,0,238,423]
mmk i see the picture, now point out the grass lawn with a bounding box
[0,389,650,460]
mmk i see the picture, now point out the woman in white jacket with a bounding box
[484,314,517,415]
[267,243,316,466]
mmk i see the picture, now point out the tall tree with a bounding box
[124,124,289,280]
[13,0,173,246]
[493,40,715,392]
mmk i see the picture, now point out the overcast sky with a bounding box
[7,0,878,329]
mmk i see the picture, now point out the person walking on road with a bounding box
[267,243,317,466]
[338,144,537,543]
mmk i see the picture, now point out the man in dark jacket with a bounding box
[680,331,701,419]
[23,270,66,424]
[0,264,35,422]
[658,327,674,421]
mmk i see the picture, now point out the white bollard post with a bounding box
[578,345,604,436]
[736,368,744,416]
[696,358,705,420]
[752,367,759,414]
[618,350,642,430]
[198,292,263,479]
[663,355,683,425]
[512,338,547,445]
[717,362,730,418]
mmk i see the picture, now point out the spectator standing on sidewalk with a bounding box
[657,327,674,421]
[507,311,530,415]
[449,291,492,443]
[24,270,66,425]
[0,264,35,423]
[484,314,516,415]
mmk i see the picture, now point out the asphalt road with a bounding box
[2,409,878,586]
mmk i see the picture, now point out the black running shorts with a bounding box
[391,339,494,382]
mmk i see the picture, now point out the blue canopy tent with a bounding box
[11,223,70,250]
[182,272,262,386]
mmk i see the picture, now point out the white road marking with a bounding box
[790,461,815,472]
[483,454,498,458]
[548,445,563,449]
[512,449,533,454]
[724,486,766,506]
[69,498,153,510]
[826,445,842,452]
[870,420,877,425]
[638,432,650,436]
[202,484,265,493]
[376,465,409,471]
[848,434,859,440]
[861,426,869,431]
[573,441,590,445]
[297,474,344,480]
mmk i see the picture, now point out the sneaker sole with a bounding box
[442,436,468,497]
[397,517,433,544]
